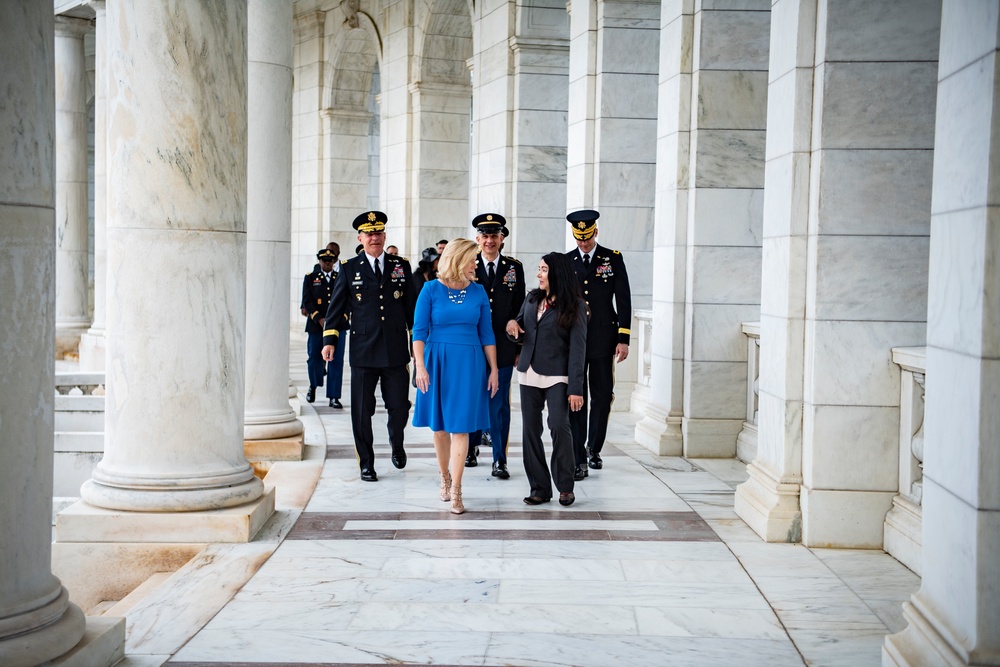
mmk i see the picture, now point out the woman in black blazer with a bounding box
[506,252,587,506]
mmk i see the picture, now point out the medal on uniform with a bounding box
[394,290,401,299]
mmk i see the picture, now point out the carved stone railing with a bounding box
[883,346,925,575]
[735,322,760,463]
[629,308,653,414]
[53,373,107,513]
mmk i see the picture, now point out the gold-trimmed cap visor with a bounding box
[353,210,388,233]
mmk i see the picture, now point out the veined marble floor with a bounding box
[113,343,919,667]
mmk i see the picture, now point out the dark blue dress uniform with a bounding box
[303,250,337,399]
[324,211,416,479]
[565,210,632,473]
[468,213,525,475]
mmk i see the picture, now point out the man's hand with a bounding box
[322,344,335,362]
[615,343,629,363]
[319,318,325,329]
[300,307,308,316]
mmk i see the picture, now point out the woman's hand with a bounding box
[506,320,524,338]
[568,394,584,412]
[415,366,430,394]
[487,368,499,398]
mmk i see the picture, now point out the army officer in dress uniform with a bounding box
[565,209,632,480]
[322,211,417,482]
[303,248,337,403]
[466,214,525,478]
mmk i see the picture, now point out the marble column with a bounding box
[0,4,88,665]
[80,1,263,513]
[321,107,373,240]
[245,0,303,446]
[54,15,92,358]
[885,2,1000,664]
[79,1,107,372]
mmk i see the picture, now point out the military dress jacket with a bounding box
[475,253,525,369]
[323,253,416,368]
[566,244,632,359]
[302,268,335,334]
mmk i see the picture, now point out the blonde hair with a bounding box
[436,238,479,283]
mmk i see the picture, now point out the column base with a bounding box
[682,417,743,457]
[883,494,922,575]
[48,616,125,667]
[81,471,264,512]
[634,401,682,455]
[736,421,758,463]
[55,487,275,543]
[801,486,895,548]
[77,328,106,372]
[55,322,90,360]
[0,589,86,667]
[734,462,802,542]
[244,412,303,441]
[883,597,969,667]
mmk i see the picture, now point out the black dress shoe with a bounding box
[559,492,575,506]
[491,461,510,479]
[465,450,478,467]
[523,496,551,505]
[329,398,343,409]
[588,451,603,469]
[306,386,316,403]
[391,452,407,469]
[360,468,378,482]
[574,464,588,481]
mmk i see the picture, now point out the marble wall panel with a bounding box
[767,0,816,82]
[761,153,811,240]
[755,390,804,466]
[695,9,770,71]
[816,0,940,63]
[683,360,747,417]
[924,351,1000,511]
[695,70,768,130]
[416,141,470,171]
[655,126,690,188]
[600,28,660,75]
[657,72,692,137]
[691,129,765,188]
[515,109,568,147]
[601,0,661,25]
[937,0,999,79]
[689,245,762,304]
[800,487,895,547]
[517,72,570,111]
[477,146,509,188]
[599,73,659,118]
[517,181,572,219]
[815,62,938,150]
[803,320,926,407]
[815,149,933,236]
[699,0,770,9]
[758,313,805,402]
[477,39,510,83]
[810,235,930,322]
[931,59,1000,212]
[660,10,693,73]
[927,207,1000,358]
[802,404,899,491]
[764,67,813,161]
[476,112,508,154]
[516,145,567,183]
[689,303,761,361]
[513,44,569,76]
[417,169,470,198]
[596,118,658,163]
[596,163,658,207]
[689,188,764,247]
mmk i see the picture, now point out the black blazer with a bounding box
[302,268,335,334]
[566,244,632,359]
[514,295,587,396]
[476,253,525,368]
[323,253,416,368]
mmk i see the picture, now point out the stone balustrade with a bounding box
[629,308,654,414]
[53,373,106,511]
[883,346,925,575]
[735,322,760,463]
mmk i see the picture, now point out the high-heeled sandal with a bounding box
[440,471,452,502]
[450,484,465,514]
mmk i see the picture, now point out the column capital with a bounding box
[54,15,91,38]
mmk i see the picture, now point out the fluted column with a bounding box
[54,15,91,358]
[245,0,303,443]
[79,1,108,371]
[884,1,1000,663]
[0,4,88,665]
[80,1,263,512]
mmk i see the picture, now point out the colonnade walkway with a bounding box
[110,342,919,667]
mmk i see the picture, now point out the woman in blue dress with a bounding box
[412,238,499,513]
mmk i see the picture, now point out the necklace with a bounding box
[441,279,469,305]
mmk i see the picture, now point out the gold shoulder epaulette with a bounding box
[398,255,410,262]
[340,258,348,264]
[507,256,521,264]
[612,249,621,255]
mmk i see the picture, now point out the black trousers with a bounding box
[520,382,575,498]
[569,355,615,464]
[350,364,410,471]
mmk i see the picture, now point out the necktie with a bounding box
[375,257,383,282]
[488,261,496,284]
[583,253,591,272]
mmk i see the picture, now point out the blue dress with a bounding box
[412,279,495,432]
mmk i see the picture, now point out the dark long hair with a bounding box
[527,252,582,330]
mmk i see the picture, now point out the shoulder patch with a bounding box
[340,259,348,265]
[613,249,621,255]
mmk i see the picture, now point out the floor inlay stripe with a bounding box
[286,511,719,542]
